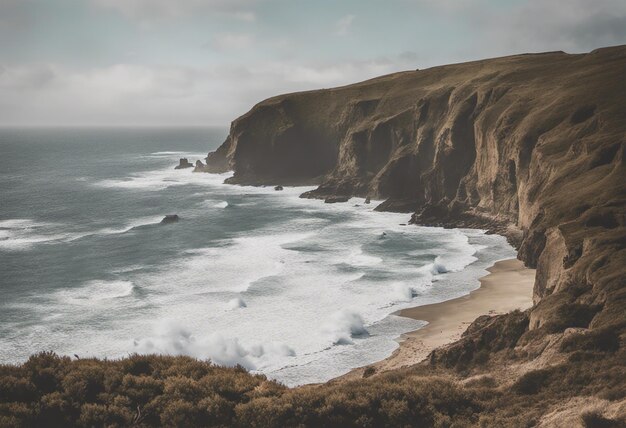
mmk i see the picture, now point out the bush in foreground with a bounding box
[1,341,624,427]
[0,353,482,427]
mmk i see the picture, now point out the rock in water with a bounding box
[364,197,371,204]
[274,185,284,191]
[324,196,350,203]
[174,158,193,169]
[193,160,206,172]
[161,214,180,224]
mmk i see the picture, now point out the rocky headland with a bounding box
[202,45,625,340]
[200,45,625,421]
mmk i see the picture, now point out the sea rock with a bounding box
[174,158,193,169]
[274,185,284,191]
[324,196,350,204]
[193,160,206,172]
[364,197,371,204]
[161,214,179,224]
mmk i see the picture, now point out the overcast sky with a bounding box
[1,0,625,126]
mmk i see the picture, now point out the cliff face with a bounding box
[204,46,626,335]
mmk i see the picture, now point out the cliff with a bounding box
[204,46,626,339]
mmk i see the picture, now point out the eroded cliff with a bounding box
[204,46,626,339]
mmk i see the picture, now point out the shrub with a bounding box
[62,365,105,403]
[24,351,70,394]
[37,391,76,427]
[362,367,376,378]
[544,303,601,333]
[0,376,36,403]
[78,403,133,428]
[464,375,497,389]
[581,411,622,428]
[561,326,621,353]
[511,369,551,395]
[0,348,622,427]
[160,399,203,427]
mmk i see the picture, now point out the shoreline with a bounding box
[337,258,535,381]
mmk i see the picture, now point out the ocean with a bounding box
[0,127,515,386]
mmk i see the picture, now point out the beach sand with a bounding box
[338,258,535,381]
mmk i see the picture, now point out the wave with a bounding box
[345,247,383,267]
[227,296,247,309]
[0,213,173,250]
[138,232,312,295]
[132,321,295,369]
[95,167,233,191]
[413,231,479,280]
[55,280,135,305]
[62,215,165,243]
[323,310,368,345]
[0,219,74,251]
[95,215,165,235]
[391,282,418,302]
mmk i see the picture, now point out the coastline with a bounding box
[337,258,535,381]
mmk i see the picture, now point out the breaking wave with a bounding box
[132,321,295,369]
[55,280,135,305]
[324,310,369,345]
[0,219,73,251]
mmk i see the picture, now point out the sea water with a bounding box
[0,127,515,386]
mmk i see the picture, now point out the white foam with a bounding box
[95,215,165,235]
[55,280,135,305]
[0,215,168,250]
[142,232,312,295]
[323,310,368,345]
[95,167,233,191]
[391,282,417,301]
[0,219,73,251]
[346,248,383,267]
[132,321,296,369]
[227,297,247,310]
[430,257,449,274]
[133,322,255,368]
[213,201,229,209]
[142,151,206,159]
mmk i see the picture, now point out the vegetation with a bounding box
[1,328,624,428]
[0,352,480,427]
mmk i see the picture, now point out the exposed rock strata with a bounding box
[203,46,626,339]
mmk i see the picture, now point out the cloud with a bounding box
[0,56,417,126]
[466,0,626,54]
[335,14,355,36]
[3,0,624,127]
[92,0,258,23]
[231,11,257,22]
[211,33,254,51]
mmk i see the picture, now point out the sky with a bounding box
[0,0,625,126]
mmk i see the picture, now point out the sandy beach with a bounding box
[339,258,536,380]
